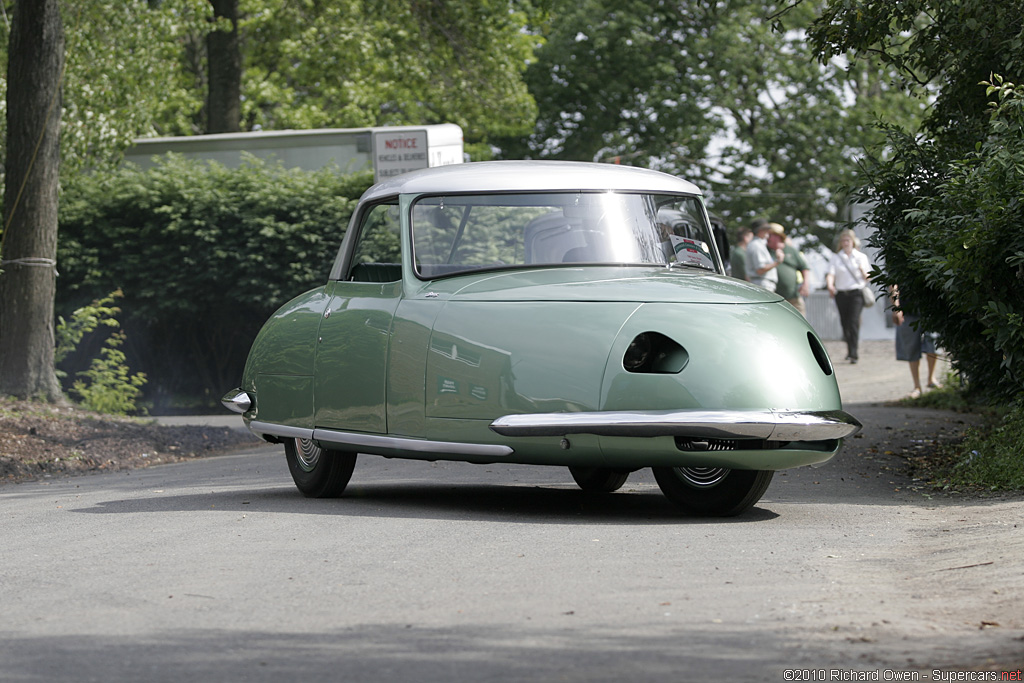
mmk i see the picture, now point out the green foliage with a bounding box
[507,0,716,167]
[934,401,1024,491]
[70,331,147,416]
[703,0,921,245]
[0,0,209,180]
[54,290,147,415]
[808,0,1024,400]
[862,78,1024,401]
[167,0,539,140]
[0,0,534,197]
[807,0,1024,150]
[903,380,974,413]
[805,1,1024,490]
[502,0,922,245]
[54,289,124,373]
[57,156,374,409]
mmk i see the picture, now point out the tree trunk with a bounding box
[206,0,242,133]
[0,0,65,402]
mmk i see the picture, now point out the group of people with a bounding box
[730,218,811,314]
[728,218,940,397]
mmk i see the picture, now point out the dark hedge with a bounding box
[57,154,374,413]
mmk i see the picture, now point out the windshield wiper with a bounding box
[667,261,716,272]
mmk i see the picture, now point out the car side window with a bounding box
[412,198,546,278]
[349,202,402,283]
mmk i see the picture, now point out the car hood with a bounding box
[414,267,782,304]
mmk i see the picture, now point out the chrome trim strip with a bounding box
[220,389,252,415]
[312,428,514,457]
[248,420,314,441]
[247,420,514,457]
[489,409,861,441]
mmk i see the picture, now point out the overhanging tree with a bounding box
[807,0,1024,152]
[170,0,540,143]
[0,1,208,175]
[804,0,1024,400]
[502,0,921,244]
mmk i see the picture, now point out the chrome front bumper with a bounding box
[489,409,861,442]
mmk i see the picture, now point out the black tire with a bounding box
[285,438,357,498]
[569,466,629,493]
[652,466,773,516]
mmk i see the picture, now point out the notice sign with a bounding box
[373,129,429,181]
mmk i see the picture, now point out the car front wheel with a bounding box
[285,438,357,498]
[651,466,773,516]
[568,466,629,493]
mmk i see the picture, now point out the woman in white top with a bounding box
[825,229,872,363]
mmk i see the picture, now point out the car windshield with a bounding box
[411,191,720,279]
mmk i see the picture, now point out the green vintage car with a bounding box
[223,160,860,516]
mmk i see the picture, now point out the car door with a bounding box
[313,201,402,433]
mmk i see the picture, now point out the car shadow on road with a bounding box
[69,480,781,525]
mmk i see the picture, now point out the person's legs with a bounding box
[925,353,940,388]
[835,291,863,362]
[896,317,924,396]
[847,294,863,362]
[835,292,853,359]
[908,359,922,398]
[921,332,941,388]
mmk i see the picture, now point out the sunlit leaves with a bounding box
[506,0,921,244]
[234,0,538,139]
[0,0,210,175]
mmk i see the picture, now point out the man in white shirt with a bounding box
[744,219,784,292]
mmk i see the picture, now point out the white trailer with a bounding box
[124,124,464,182]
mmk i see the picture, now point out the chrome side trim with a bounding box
[221,389,252,415]
[247,420,514,458]
[248,420,314,441]
[489,409,861,441]
[313,428,514,458]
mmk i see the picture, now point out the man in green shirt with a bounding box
[768,223,810,316]
[729,224,754,280]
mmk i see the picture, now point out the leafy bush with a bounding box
[55,290,147,416]
[58,155,374,411]
[70,331,148,416]
[862,77,1024,403]
[54,291,124,373]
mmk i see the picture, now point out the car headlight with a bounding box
[622,332,688,374]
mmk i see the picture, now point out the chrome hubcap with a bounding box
[295,438,322,472]
[674,466,729,488]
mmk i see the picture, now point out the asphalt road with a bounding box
[2,342,1021,682]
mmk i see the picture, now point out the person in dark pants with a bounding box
[890,285,942,398]
[824,229,871,363]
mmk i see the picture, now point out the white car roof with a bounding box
[360,160,703,202]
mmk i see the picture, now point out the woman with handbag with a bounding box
[825,229,873,364]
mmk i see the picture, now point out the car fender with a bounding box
[241,286,329,430]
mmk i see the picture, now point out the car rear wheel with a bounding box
[568,466,629,493]
[285,438,357,498]
[651,466,773,516]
